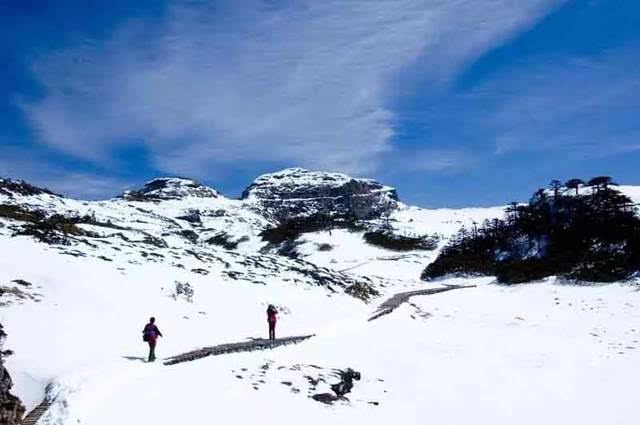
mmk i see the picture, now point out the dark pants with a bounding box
[148,340,157,362]
[269,322,276,340]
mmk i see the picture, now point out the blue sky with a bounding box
[1,0,639,207]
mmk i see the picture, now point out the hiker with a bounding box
[142,317,163,362]
[267,305,278,340]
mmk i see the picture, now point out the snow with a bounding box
[619,185,640,204]
[242,167,397,200]
[123,177,221,200]
[294,204,507,281]
[542,184,640,204]
[1,178,639,425]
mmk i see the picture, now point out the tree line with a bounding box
[422,176,640,284]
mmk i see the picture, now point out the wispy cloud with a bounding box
[484,48,640,157]
[391,148,476,173]
[20,0,559,179]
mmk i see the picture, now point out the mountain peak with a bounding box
[122,177,220,201]
[242,168,398,201]
[241,168,399,222]
[0,178,60,198]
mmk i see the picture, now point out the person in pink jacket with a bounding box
[142,317,163,362]
[267,305,278,340]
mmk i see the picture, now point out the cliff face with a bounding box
[242,168,399,223]
[0,325,24,425]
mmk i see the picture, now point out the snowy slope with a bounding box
[294,204,507,281]
[618,185,640,204]
[1,175,639,425]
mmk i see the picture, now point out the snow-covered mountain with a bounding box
[122,177,222,201]
[243,168,398,222]
[1,171,639,425]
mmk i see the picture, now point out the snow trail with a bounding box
[22,399,51,425]
[368,284,477,321]
[163,335,315,365]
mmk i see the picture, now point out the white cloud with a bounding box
[21,0,560,178]
[483,48,640,157]
[389,148,475,173]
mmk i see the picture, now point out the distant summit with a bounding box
[242,168,398,222]
[121,178,220,201]
[0,178,59,198]
[242,168,398,201]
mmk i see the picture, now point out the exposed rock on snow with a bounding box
[312,368,362,404]
[0,179,59,198]
[243,168,398,222]
[121,178,220,201]
[205,233,248,250]
[0,325,25,425]
[0,282,43,307]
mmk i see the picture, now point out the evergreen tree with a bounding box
[565,178,584,195]
[587,176,616,193]
[549,180,563,199]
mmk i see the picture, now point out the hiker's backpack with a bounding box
[143,325,154,342]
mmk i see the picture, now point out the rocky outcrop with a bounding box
[242,168,398,223]
[121,178,220,201]
[0,179,59,198]
[0,325,25,425]
[311,368,361,404]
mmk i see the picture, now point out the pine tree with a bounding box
[549,180,563,199]
[565,178,584,195]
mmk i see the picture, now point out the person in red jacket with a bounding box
[267,305,278,340]
[142,317,163,362]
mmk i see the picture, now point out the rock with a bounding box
[311,393,338,404]
[311,368,362,405]
[0,324,25,425]
[330,368,361,397]
[0,178,59,198]
[121,178,219,201]
[176,230,199,244]
[243,168,398,223]
[205,233,247,250]
[345,282,379,302]
[140,235,168,248]
[176,210,202,224]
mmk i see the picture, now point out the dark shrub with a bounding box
[205,233,247,250]
[364,229,438,251]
